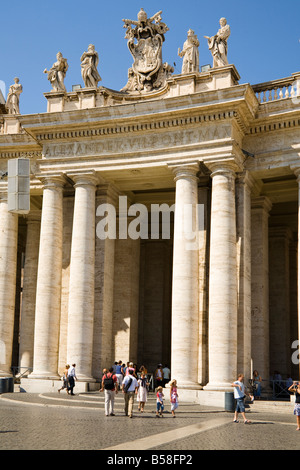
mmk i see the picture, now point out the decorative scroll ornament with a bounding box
[121,8,174,93]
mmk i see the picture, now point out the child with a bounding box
[170,379,179,417]
[156,386,164,417]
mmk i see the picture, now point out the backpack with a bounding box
[103,374,115,390]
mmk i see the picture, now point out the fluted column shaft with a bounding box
[67,173,97,381]
[205,166,237,391]
[19,211,41,373]
[0,197,18,377]
[171,165,200,389]
[31,177,64,379]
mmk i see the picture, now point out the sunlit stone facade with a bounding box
[0,11,300,405]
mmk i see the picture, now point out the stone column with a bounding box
[66,172,97,381]
[30,176,64,379]
[295,170,300,379]
[236,172,254,382]
[171,164,200,389]
[269,226,293,377]
[0,196,18,377]
[197,176,210,386]
[92,185,117,379]
[19,211,41,374]
[251,196,272,384]
[204,165,238,391]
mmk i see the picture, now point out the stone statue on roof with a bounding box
[121,8,174,93]
[178,29,200,74]
[81,44,102,88]
[6,77,23,114]
[204,17,230,68]
[44,52,68,92]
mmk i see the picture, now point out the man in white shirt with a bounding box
[231,373,253,423]
[67,363,77,396]
[122,370,139,418]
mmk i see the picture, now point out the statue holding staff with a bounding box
[204,17,230,68]
[44,52,68,92]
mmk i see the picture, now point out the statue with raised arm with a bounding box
[44,52,68,92]
[80,44,102,88]
[178,29,200,74]
[6,77,23,114]
[121,8,173,92]
[204,17,230,68]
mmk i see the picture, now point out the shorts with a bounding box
[293,403,300,416]
[235,398,245,413]
[157,402,164,412]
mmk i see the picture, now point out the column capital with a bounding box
[25,210,41,223]
[206,162,237,179]
[236,170,255,190]
[168,162,199,182]
[38,173,66,189]
[251,196,272,213]
[290,166,300,182]
[67,170,98,187]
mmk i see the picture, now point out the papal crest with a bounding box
[121,8,173,93]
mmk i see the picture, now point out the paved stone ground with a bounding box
[0,391,299,454]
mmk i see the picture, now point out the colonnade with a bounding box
[0,162,299,391]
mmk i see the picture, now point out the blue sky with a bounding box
[1,0,299,115]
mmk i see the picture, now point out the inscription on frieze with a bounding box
[43,124,231,158]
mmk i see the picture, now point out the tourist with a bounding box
[170,379,179,417]
[156,386,164,417]
[288,381,300,430]
[125,362,135,376]
[231,373,253,423]
[122,369,139,418]
[137,371,149,412]
[154,364,163,388]
[100,367,118,416]
[67,363,77,396]
[162,364,171,387]
[58,364,70,394]
[253,370,262,399]
[115,360,124,390]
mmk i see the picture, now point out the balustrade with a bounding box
[252,76,300,103]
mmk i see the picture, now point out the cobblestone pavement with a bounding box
[0,391,299,453]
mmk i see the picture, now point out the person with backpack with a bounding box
[100,367,118,416]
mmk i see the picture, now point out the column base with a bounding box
[28,372,60,380]
[20,377,99,393]
[203,382,234,392]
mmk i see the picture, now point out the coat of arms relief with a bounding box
[121,8,174,93]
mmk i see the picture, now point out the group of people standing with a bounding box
[100,361,178,418]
